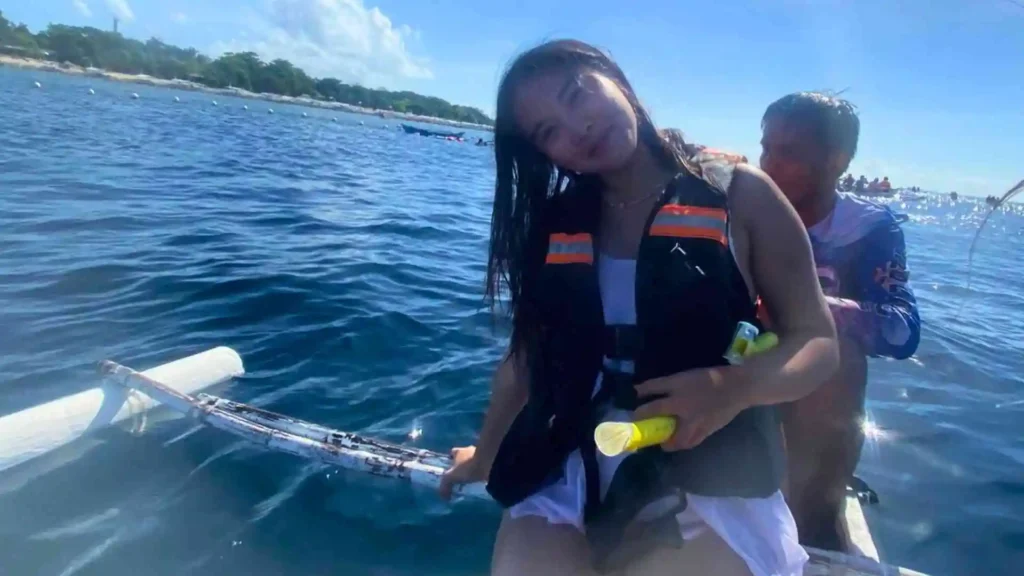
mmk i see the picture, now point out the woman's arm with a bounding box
[473,349,530,466]
[729,164,839,406]
[633,165,839,451]
[438,348,529,499]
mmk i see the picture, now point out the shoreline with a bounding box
[0,55,493,133]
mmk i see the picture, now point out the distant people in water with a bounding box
[838,173,896,195]
[843,176,895,197]
[840,174,855,191]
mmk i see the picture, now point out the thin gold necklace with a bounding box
[603,183,666,210]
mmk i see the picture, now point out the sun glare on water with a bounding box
[862,418,892,442]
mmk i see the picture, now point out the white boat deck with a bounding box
[802,495,927,575]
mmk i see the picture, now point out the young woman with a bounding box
[439,40,839,576]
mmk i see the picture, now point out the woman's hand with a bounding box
[633,366,751,451]
[438,446,490,501]
[437,350,528,502]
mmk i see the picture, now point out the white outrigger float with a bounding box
[0,347,925,575]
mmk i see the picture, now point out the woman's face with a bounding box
[512,68,639,174]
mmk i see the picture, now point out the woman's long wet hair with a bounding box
[485,39,705,362]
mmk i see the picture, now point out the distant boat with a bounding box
[401,123,465,139]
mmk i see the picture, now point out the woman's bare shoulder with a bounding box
[727,163,792,224]
[729,163,777,198]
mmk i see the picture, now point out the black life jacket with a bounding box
[485,168,785,569]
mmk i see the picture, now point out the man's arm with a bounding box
[827,222,921,359]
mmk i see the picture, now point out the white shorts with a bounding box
[509,410,807,576]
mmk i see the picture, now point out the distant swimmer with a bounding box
[761,91,921,552]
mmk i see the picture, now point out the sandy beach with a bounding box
[0,55,493,132]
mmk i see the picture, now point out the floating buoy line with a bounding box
[32,81,478,137]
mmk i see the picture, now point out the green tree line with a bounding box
[0,11,492,125]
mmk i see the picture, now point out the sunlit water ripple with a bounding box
[1,68,1021,576]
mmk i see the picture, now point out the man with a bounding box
[758,92,921,552]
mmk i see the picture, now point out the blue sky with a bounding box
[6,0,1023,196]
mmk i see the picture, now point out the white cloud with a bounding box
[105,0,134,22]
[212,0,431,86]
[172,12,188,24]
[398,24,421,42]
[73,0,92,17]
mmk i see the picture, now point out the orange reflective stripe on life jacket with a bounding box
[546,232,594,264]
[648,205,728,245]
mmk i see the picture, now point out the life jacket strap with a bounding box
[588,493,686,573]
[580,365,624,521]
[603,325,643,360]
[599,366,639,411]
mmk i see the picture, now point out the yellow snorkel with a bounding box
[594,321,778,457]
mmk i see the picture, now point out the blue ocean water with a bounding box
[0,68,1021,576]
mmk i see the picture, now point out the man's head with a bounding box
[760,92,859,208]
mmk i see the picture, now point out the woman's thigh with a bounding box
[491,512,596,576]
[623,528,753,576]
[492,513,754,576]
